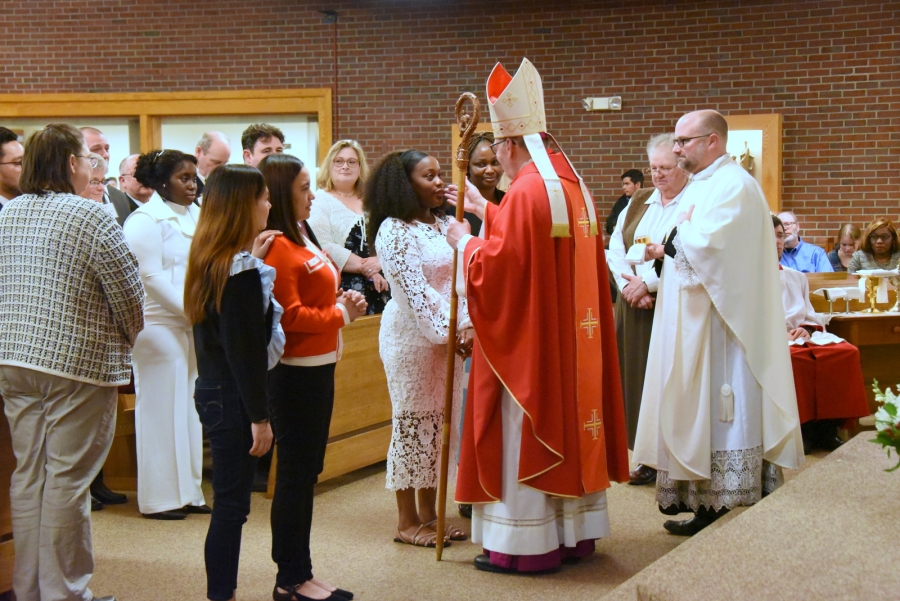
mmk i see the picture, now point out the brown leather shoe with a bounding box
[628,464,657,486]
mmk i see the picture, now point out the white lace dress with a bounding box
[376,216,469,491]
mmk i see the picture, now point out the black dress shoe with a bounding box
[473,553,559,575]
[663,507,728,536]
[458,503,472,519]
[91,495,103,512]
[90,482,127,505]
[92,596,116,601]
[658,502,691,516]
[817,435,845,452]
[182,504,213,514]
[332,588,353,600]
[252,470,269,493]
[628,464,657,486]
[142,509,187,520]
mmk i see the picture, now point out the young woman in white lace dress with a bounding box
[365,150,473,548]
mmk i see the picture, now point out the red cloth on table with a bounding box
[789,341,869,424]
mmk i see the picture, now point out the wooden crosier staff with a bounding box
[436,92,479,561]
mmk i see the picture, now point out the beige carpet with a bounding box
[87,453,827,601]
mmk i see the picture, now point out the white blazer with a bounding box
[123,194,200,329]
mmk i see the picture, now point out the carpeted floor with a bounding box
[88,452,828,601]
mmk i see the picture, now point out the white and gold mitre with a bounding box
[486,57,546,139]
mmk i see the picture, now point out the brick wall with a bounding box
[3,0,898,249]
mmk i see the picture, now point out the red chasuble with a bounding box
[455,152,629,504]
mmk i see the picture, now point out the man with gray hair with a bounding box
[777,211,833,272]
[108,154,153,225]
[194,131,231,197]
[636,110,803,536]
[606,134,689,487]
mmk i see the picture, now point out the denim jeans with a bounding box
[194,377,259,601]
[267,362,336,588]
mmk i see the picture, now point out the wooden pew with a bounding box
[267,314,392,497]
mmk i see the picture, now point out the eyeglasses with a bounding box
[490,138,507,153]
[781,221,797,227]
[76,155,99,168]
[673,134,712,147]
[650,166,676,175]
[0,160,23,167]
[120,172,135,178]
[868,234,893,243]
[88,180,105,187]
[333,158,359,167]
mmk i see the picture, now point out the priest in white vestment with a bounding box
[634,110,804,536]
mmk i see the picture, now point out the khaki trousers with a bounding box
[0,366,117,601]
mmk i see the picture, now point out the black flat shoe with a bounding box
[272,585,346,601]
[91,495,103,512]
[142,509,187,520]
[817,435,845,452]
[332,588,353,600]
[182,504,212,514]
[90,482,126,505]
[473,553,559,575]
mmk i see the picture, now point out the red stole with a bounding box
[455,153,629,504]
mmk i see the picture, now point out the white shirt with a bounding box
[606,186,686,293]
[779,267,824,330]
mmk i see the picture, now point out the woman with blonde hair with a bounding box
[184,164,283,601]
[827,223,861,272]
[848,217,900,273]
[308,139,391,313]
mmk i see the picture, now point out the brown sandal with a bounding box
[393,524,450,548]
[425,519,468,541]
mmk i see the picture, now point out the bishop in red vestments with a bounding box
[447,58,628,574]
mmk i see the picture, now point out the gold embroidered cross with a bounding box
[578,207,591,237]
[503,94,518,108]
[583,409,602,440]
[580,308,598,338]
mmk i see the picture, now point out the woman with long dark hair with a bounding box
[184,164,282,601]
[259,153,364,601]
[366,150,472,549]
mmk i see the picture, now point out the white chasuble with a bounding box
[634,156,803,493]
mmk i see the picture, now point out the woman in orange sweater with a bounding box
[259,154,366,601]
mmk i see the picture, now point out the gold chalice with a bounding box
[890,276,900,312]
[862,275,884,314]
[634,235,651,245]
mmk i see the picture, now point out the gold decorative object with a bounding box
[890,276,900,312]
[863,276,884,314]
[634,235,651,245]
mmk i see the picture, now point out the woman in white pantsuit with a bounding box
[125,149,208,520]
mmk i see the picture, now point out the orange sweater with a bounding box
[264,235,348,365]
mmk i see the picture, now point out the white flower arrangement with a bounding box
[871,380,900,472]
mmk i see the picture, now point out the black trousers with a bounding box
[267,362,336,588]
[194,377,259,601]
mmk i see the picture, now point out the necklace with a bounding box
[333,189,357,199]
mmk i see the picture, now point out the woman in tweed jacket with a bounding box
[0,124,144,601]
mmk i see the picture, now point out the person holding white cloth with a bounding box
[634,110,804,536]
[606,133,689,487]
[124,149,208,520]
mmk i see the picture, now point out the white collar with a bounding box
[690,154,731,182]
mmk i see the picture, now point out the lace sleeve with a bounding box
[673,234,701,289]
[378,219,452,345]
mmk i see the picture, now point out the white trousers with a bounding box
[471,390,611,556]
[133,323,204,513]
[0,366,116,601]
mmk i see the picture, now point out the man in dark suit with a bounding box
[108,154,153,226]
[194,131,231,199]
[605,169,644,236]
[0,127,24,209]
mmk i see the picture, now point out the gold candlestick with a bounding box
[863,276,884,314]
[890,276,900,312]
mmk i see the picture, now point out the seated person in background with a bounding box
[848,217,900,273]
[777,211,833,272]
[774,215,869,453]
[827,223,861,272]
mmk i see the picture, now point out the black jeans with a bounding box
[194,377,259,601]
[267,362,336,588]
